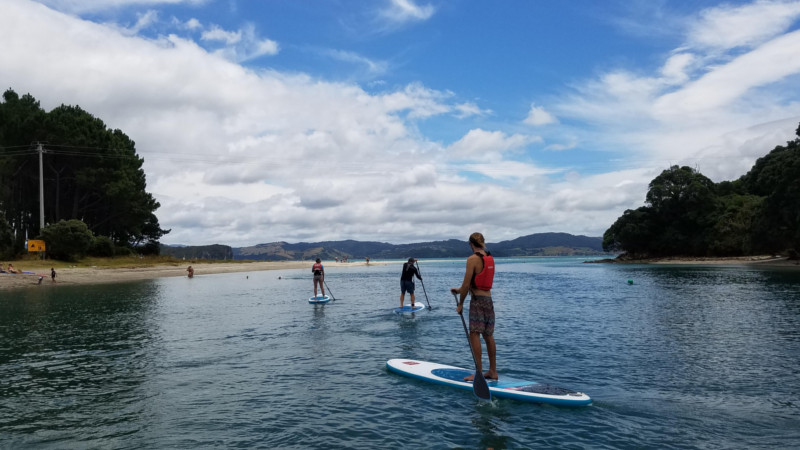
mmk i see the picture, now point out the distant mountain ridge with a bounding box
[162,233,609,261]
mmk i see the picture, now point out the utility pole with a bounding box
[38,142,44,230]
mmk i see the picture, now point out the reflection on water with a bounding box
[1,282,163,445]
[2,260,800,448]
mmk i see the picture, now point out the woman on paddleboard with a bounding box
[451,232,497,381]
[312,258,325,298]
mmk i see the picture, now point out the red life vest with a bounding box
[312,263,323,275]
[472,252,494,291]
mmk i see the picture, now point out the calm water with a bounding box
[2,258,800,449]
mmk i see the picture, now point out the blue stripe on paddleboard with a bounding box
[394,305,424,313]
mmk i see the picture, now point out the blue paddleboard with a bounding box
[386,359,591,406]
[308,295,331,304]
[394,304,425,314]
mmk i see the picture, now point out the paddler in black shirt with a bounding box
[400,257,422,309]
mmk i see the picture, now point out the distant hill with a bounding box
[226,232,608,261]
[491,232,605,256]
[160,244,234,260]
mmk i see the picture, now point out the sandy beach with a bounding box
[0,260,375,291]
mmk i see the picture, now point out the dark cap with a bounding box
[408,257,416,263]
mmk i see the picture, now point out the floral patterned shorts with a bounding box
[469,295,495,337]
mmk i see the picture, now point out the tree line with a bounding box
[603,123,800,259]
[0,89,169,260]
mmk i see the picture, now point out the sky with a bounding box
[1,0,799,247]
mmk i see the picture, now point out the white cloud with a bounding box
[183,17,201,30]
[381,0,435,24]
[655,29,800,116]
[448,129,541,162]
[545,3,800,182]
[687,0,800,50]
[523,104,558,126]
[202,23,279,62]
[202,25,242,45]
[379,82,453,118]
[545,139,578,152]
[454,102,491,119]
[325,49,388,75]
[659,52,695,85]
[32,0,208,15]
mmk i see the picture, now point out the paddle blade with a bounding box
[472,371,492,401]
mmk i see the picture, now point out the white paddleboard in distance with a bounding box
[386,359,591,406]
[308,295,331,304]
[394,304,425,314]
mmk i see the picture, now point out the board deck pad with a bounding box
[394,304,425,314]
[386,359,591,406]
[308,295,331,304]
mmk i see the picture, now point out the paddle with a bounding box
[323,279,336,301]
[415,261,432,310]
[452,291,491,401]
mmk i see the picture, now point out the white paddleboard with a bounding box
[386,359,591,406]
[394,304,425,314]
[308,295,331,304]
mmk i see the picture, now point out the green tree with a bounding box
[39,219,94,261]
[0,90,48,242]
[708,194,762,255]
[644,165,718,256]
[602,207,659,256]
[739,129,800,253]
[89,235,115,257]
[0,216,13,259]
[0,89,169,248]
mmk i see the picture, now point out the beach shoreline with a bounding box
[4,255,798,291]
[0,260,376,291]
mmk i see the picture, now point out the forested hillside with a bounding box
[603,123,800,258]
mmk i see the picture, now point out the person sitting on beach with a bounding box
[7,264,19,274]
[0,264,6,273]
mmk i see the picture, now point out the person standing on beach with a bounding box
[187,265,194,278]
[451,232,497,381]
[400,257,422,309]
[51,267,56,282]
[312,258,325,297]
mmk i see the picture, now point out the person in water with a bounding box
[451,232,497,381]
[312,258,325,298]
[400,257,422,309]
